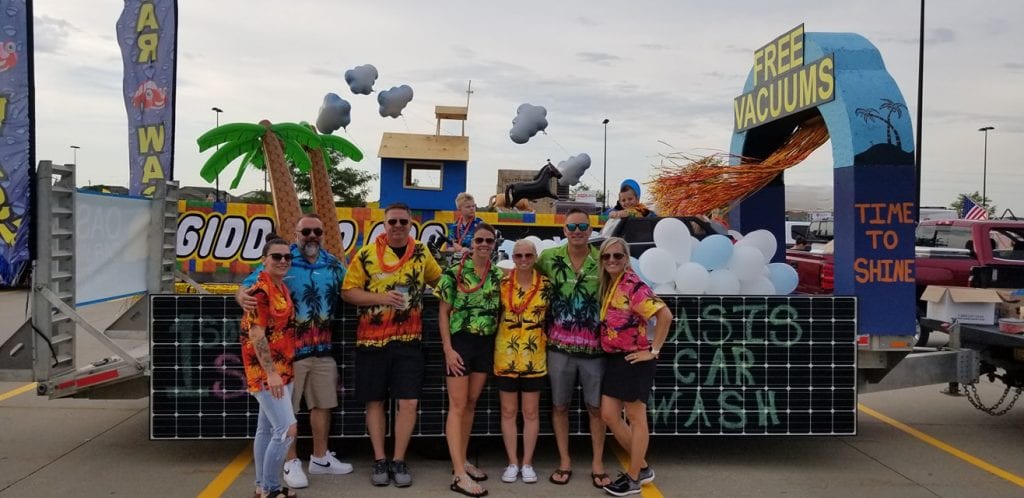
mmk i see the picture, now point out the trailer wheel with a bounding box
[915,304,931,347]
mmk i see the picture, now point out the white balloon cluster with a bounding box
[495,235,567,270]
[635,218,799,295]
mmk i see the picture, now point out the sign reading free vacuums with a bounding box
[733,24,835,132]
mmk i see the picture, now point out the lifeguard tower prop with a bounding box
[377,106,469,211]
[729,25,916,342]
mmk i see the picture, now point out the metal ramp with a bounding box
[0,161,178,398]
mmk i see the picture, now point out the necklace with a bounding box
[456,253,492,294]
[375,234,415,273]
[599,272,625,320]
[454,216,473,245]
[506,270,541,314]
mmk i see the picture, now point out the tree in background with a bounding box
[949,191,996,218]
[291,151,377,207]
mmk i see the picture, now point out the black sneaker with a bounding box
[638,466,655,485]
[390,459,413,487]
[371,459,390,487]
[603,473,641,496]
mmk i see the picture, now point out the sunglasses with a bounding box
[268,253,293,262]
[474,237,496,245]
[386,219,410,226]
[299,228,323,237]
[601,252,627,261]
[566,222,590,232]
[513,253,536,259]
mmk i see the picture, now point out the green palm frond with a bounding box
[229,148,262,189]
[282,138,312,173]
[319,134,364,162]
[200,140,261,183]
[272,122,321,149]
[197,123,265,153]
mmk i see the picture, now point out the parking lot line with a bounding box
[0,382,36,402]
[858,403,1024,488]
[609,440,666,498]
[197,443,252,498]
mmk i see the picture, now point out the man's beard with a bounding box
[301,241,319,258]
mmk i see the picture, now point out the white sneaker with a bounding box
[520,464,538,483]
[283,458,309,489]
[501,464,519,483]
[308,451,354,475]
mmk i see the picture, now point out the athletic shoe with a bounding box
[638,466,655,485]
[309,451,353,475]
[391,460,413,487]
[521,464,538,483]
[603,473,641,496]
[282,458,308,489]
[371,459,390,487]
[501,464,519,483]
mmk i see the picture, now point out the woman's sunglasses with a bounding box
[386,218,411,226]
[474,237,496,245]
[513,253,536,259]
[268,253,293,262]
[601,252,626,261]
[565,222,590,232]
[299,228,323,237]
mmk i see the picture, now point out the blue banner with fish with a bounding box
[0,0,33,288]
[117,0,177,196]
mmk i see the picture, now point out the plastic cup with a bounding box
[395,285,410,310]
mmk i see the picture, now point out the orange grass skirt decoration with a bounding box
[649,117,829,216]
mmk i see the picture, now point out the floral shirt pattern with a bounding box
[436,257,504,336]
[240,271,296,393]
[342,239,442,347]
[601,270,666,353]
[447,216,483,249]
[495,271,552,378]
[244,245,345,361]
[535,244,603,356]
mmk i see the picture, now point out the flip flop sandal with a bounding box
[548,468,572,485]
[450,475,488,497]
[591,472,611,488]
[465,462,488,481]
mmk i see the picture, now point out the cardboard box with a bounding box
[995,289,1024,320]
[921,286,1004,325]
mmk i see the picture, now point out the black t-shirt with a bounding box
[391,244,407,258]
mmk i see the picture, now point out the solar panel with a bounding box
[150,294,856,439]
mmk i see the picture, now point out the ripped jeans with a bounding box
[253,383,297,493]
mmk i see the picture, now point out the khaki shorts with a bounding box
[290,356,339,412]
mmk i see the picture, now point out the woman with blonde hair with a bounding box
[595,237,672,497]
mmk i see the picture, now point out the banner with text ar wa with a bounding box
[117,0,177,196]
[0,0,33,288]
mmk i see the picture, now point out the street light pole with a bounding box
[602,118,609,211]
[211,107,223,201]
[979,126,994,207]
[69,145,80,166]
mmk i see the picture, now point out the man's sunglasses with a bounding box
[513,253,536,259]
[566,222,590,232]
[386,219,410,226]
[474,237,495,245]
[268,253,293,262]
[601,252,626,261]
[300,228,323,237]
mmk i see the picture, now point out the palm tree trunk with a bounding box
[306,145,346,260]
[260,120,302,237]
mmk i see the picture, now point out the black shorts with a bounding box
[446,333,495,377]
[494,375,548,393]
[601,353,656,402]
[355,341,425,402]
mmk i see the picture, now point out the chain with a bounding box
[963,382,1023,416]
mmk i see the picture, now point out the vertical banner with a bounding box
[117,0,177,196]
[0,0,33,288]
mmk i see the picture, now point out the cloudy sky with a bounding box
[31,1,1024,215]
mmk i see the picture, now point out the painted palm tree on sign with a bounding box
[855,99,907,149]
[197,120,319,236]
[303,123,365,261]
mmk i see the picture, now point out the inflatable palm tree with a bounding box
[197,120,318,237]
[300,123,363,260]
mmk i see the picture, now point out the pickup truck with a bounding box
[788,219,1024,345]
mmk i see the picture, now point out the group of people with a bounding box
[238,197,672,498]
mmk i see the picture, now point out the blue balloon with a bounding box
[767,262,799,295]
[691,234,733,271]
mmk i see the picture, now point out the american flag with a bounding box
[961,196,989,220]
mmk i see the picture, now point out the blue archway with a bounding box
[729,31,916,337]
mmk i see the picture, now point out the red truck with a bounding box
[787,219,1024,345]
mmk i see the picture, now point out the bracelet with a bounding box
[650,348,660,357]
